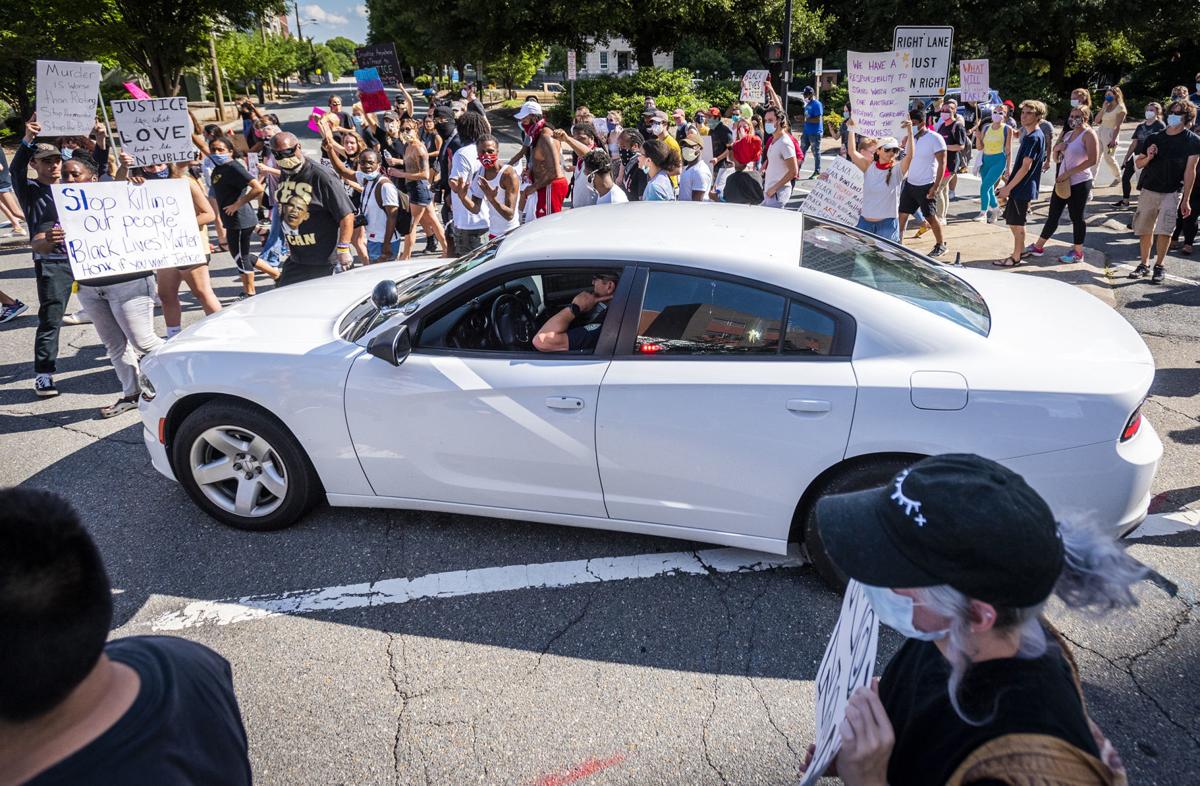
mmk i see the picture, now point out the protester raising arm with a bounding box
[189,110,210,156]
[395,87,415,120]
[326,144,365,190]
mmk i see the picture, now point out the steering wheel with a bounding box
[490,291,537,349]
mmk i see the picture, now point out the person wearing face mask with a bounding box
[639,140,678,201]
[897,107,949,256]
[391,119,449,260]
[636,99,657,141]
[270,132,356,285]
[512,100,567,219]
[707,107,733,169]
[582,149,628,204]
[934,100,967,205]
[1128,100,1200,284]
[1024,104,1098,264]
[554,123,602,207]
[433,106,463,247]
[672,109,689,144]
[720,134,765,205]
[1116,103,1165,209]
[648,110,683,176]
[329,148,399,263]
[761,106,798,208]
[972,104,1012,223]
[447,111,494,252]
[845,120,915,241]
[677,136,712,202]
[453,134,519,238]
[461,83,487,117]
[604,110,623,157]
[616,129,647,201]
[206,138,276,296]
[1094,86,1127,187]
[801,454,1137,786]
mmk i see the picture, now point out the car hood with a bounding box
[161,261,445,353]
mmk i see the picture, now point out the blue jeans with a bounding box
[800,131,823,173]
[856,216,900,242]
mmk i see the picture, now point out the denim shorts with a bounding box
[856,216,900,242]
[367,240,391,260]
[407,179,433,206]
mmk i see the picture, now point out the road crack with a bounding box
[0,407,144,446]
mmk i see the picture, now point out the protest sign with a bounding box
[355,68,391,113]
[960,59,989,103]
[740,70,770,103]
[355,42,401,87]
[892,26,954,96]
[592,117,610,140]
[123,81,151,100]
[36,60,101,136]
[701,135,714,164]
[246,152,260,179]
[798,580,880,786]
[307,107,326,134]
[110,97,193,166]
[800,158,864,226]
[847,51,911,139]
[52,179,205,281]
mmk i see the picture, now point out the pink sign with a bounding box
[123,81,150,99]
[307,106,326,133]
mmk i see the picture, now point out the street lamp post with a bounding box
[781,0,792,118]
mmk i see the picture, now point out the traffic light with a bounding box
[766,42,784,63]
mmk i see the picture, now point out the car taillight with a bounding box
[1120,407,1142,442]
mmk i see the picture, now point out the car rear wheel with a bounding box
[173,400,320,531]
[802,457,917,591]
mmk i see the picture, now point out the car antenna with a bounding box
[952,252,963,267]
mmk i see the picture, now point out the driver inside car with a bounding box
[532,272,619,352]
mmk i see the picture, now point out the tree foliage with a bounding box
[489,46,546,97]
[325,36,360,66]
[217,31,305,93]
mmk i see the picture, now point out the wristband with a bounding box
[336,243,352,252]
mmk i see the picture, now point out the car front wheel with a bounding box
[172,400,320,531]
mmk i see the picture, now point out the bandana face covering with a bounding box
[478,152,498,168]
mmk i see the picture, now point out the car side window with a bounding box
[635,271,785,355]
[783,301,837,355]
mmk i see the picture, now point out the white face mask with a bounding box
[1070,99,1081,108]
[650,123,663,135]
[991,112,1005,122]
[862,585,950,642]
[1146,110,1157,121]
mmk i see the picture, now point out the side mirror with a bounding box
[367,322,412,367]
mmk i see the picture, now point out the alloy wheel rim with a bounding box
[189,426,288,518]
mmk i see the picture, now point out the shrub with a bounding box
[546,68,721,127]
[414,74,432,89]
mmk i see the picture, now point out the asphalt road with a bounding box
[1,83,1198,784]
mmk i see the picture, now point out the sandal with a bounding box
[992,257,1025,267]
[1181,245,1194,256]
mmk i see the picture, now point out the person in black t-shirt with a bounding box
[270,132,355,287]
[1128,100,1200,283]
[0,488,252,785]
[532,272,619,353]
[707,108,734,171]
[208,137,276,297]
[801,454,1140,786]
[935,100,968,204]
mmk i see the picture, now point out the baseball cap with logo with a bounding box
[32,143,62,161]
[877,137,902,151]
[514,99,543,120]
[815,454,1065,607]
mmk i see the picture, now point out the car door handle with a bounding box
[787,399,831,413]
[545,396,585,411]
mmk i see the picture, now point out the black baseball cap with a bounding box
[815,454,1064,608]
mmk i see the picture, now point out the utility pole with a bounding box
[781,0,793,118]
[294,2,306,81]
[209,31,226,121]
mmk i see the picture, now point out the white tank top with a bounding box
[860,163,903,221]
[475,165,520,236]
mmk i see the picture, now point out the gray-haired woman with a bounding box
[801,454,1139,786]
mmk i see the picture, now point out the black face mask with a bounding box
[618,149,635,163]
[435,121,455,140]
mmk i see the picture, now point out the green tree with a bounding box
[325,35,360,66]
[490,45,545,97]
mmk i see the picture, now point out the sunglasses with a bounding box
[273,144,300,157]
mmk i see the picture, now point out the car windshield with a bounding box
[799,218,990,336]
[339,238,503,341]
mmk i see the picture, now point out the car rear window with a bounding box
[800,218,990,336]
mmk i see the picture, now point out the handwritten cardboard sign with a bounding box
[740,70,770,104]
[110,98,193,166]
[847,51,911,139]
[800,158,864,226]
[52,179,205,281]
[36,60,101,136]
[959,59,989,103]
[355,42,401,87]
[798,580,880,786]
[355,67,391,113]
[123,81,151,100]
[893,26,954,96]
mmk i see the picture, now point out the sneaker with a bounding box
[1058,251,1083,263]
[808,172,820,179]
[949,191,958,201]
[61,311,92,326]
[986,208,998,224]
[424,238,439,254]
[7,224,26,237]
[0,299,28,323]
[100,395,139,418]
[1022,244,1045,258]
[914,224,931,238]
[1127,263,1150,279]
[972,212,988,222]
[929,243,948,257]
[1151,266,1165,284]
[34,374,58,398]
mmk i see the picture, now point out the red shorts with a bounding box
[535,177,570,218]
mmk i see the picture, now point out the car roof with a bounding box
[495,203,809,281]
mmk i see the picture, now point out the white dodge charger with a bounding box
[138,204,1161,585]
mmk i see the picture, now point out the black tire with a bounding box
[802,457,917,591]
[172,400,321,532]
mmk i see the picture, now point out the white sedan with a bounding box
[138,204,1161,585]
